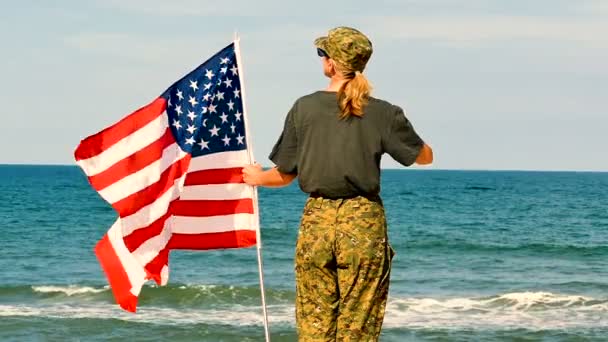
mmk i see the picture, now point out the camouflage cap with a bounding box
[314,27,373,72]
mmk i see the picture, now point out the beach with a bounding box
[0,165,606,341]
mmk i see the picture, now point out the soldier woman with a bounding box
[242,26,433,341]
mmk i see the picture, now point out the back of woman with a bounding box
[242,26,433,341]
[273,92,423,199]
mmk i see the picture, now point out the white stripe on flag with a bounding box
[98,144,185,204]
[160,265,169,286]
[107,219,148,296]
[131,218,172,266]
[172,213,257,234]
[179,183,253,201]
[121,174,186,236]
[188,150,250,171]
[77,114,168,176]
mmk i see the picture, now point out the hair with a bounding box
[334,63,372,119]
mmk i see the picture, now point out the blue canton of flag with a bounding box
[163,43,247,157]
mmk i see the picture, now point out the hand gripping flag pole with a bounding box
[234,34,271,342]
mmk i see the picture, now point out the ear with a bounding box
[328,59,336,76]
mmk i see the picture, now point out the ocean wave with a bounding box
[389,291,606,313]
[1,289,606,330]
[486,291,595,309]
[384,291,608,330]
[32,285,108,296]
[0,303,294,327]
[464,186,496,191]
[6,285,608,311]
[1,284,293,307]
[402,240,608,256]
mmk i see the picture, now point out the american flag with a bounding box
[74,42,258,312]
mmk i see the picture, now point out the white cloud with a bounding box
[63,32,232,64]
[62,23,325,65]
[96,0,288,17]
[364,16,608,46]
[579,0,608,14]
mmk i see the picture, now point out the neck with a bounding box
[326,75,348,92]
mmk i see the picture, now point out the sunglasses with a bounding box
[317,48,330,58]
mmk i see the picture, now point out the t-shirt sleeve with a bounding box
[382,106,425,167]
[268,104,298,174]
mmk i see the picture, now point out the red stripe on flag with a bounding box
[183,167,244,186]
[113,155,191,217]
[74,97,167,161]
[144,248,169,285]
[170,199,254,217]
[88,128,175,191]
[123,212,172,253]
[95,235,139,313]
[168,230,257,250]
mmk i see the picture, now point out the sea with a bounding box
[0,165,606,341]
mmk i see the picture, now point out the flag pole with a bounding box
[234,33,271,342]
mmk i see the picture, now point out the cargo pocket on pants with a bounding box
[380,244,395,285]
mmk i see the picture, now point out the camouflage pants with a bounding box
[295,195,394,342]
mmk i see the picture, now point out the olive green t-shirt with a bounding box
[269,91,424,198]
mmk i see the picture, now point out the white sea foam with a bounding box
[383,291,608,330]
[0,303,294,326]
[32,285,108,296]
[5,291,606,330]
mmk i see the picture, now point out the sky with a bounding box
[1,0,606,171]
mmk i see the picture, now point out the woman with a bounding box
[242,27,433,341]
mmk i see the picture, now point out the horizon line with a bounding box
[0,163,605,173]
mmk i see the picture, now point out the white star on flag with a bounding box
[186,124,197,134]
[230,65,238,75]
[235,111,242,121]
[185,136,196,145]
[187,110,197,121]
[220,112,229,123]
[189,80,198,91]
[198,138,209,150]
[208,103,217,113]
[205,69,215,80]
[222,134,231,146]
[220,57,230,64]
[227,100,235,111]
[233,88,240,98]
[175,105,183,115]
[209,125,220,136]
[172,119,182,130]
[176,90,184,100]
[236,134,245,145]
[188,96,198,107]
[224,79,233,88]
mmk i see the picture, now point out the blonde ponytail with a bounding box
[337,71,372,118]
